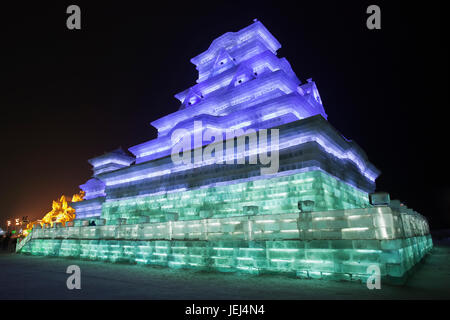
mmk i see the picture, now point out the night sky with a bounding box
[1,1,448,229]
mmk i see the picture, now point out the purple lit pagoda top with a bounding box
[129,20,327,164]
[73,20,380,220]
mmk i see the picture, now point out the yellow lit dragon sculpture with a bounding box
[24,191,85,235]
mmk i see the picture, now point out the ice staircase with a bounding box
[16,232,32,253]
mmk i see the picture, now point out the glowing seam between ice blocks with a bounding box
[18,20,432,282]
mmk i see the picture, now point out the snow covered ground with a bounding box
[1,245,449,300]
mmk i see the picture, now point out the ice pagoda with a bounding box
[17,20,432,283]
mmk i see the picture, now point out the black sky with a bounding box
[1,1,448,229]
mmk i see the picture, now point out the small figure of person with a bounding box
[3,233,11,251]
[9,237,17,252]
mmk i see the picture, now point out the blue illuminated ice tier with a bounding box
[17,20,432,283]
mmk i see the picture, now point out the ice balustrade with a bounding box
[28,205,430,242]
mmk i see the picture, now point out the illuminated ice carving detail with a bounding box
[170,121,279,175]
[17,20,432,283]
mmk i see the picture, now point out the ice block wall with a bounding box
[19,204,432,283]
[101,170,370,225]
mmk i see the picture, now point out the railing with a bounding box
[27,206,430,243]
